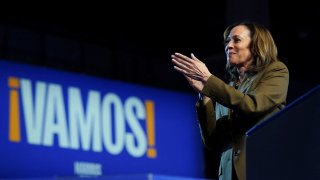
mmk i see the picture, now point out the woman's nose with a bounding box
[226,40,234,48]
[225,43,233,52]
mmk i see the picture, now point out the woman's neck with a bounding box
[238,66,247,82]
[237,59,253,82]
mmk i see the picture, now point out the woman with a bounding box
[171,21,289,180]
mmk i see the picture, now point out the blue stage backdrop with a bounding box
[0,60,205,178]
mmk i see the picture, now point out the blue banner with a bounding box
[0,60,205,178]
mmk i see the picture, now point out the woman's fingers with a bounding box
[171,55,193,70]
[172,52,198,65]
[191,53,200,61]
[172,59,190,72]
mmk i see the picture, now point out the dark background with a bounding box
[0,1,318,179]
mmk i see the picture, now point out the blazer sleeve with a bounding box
[196,99,232,149]
[201,61,289,119]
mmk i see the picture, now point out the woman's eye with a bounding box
[234,39,240,43]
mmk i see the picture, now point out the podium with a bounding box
[246,84,320,179]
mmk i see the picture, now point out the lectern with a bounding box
[246,85,320,179]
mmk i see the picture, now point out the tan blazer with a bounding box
[196,61,289,180]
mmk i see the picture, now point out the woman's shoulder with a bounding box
[265,60,289,73]
[252,61,289,81]
[270,60,288,68]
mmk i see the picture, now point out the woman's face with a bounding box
[225,25,253,68]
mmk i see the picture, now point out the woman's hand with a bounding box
[171,52,212,92]
[183,74,204,92]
